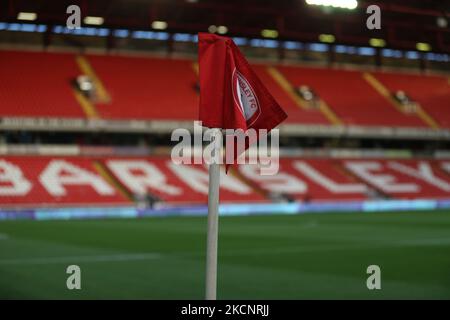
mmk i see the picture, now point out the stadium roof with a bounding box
[1,0,449,53]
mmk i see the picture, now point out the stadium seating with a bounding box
[252,65,331,125]
[0,156,129,207]
[238,159,369,201]
[1,156,449,207]
[373,71,450,128]
[277,65,430,127]
[1,49,447,130]
[87,54,199,120]
[0,50,86,118]
[102,157,268,204]
[342,159,450,199]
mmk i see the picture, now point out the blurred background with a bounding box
[0,0,449,299]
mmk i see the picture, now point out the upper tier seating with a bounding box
[0,50,448,129]
[252,65,331,125]
[373,71,450,128]
[277,65,430,128]
[0,50,86,118]
[87,54,199,120]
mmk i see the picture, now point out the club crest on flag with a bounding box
[232,68,261,126]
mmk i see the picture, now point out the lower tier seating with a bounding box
[1,156,449,207]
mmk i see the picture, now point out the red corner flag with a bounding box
[198,32,287,166]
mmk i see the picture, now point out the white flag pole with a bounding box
[205,128,221,300]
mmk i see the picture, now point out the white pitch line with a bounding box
[0,233,9,240]
[0,253,161,265]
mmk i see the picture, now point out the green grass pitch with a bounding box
[0,210,450,299]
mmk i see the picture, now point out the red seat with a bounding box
[103,157,268,204]
[1,50,447,130]
[238,158,369,201]
[342,159,450,199]
[277,65,429,127]
[252,65,331,125]
[0,156,129,207]
[0,50,85,118]
[1,156,450,207]
[373,71,450,128]
[87,54,199,120]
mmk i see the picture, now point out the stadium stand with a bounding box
[1,156,449,207]
[238,159,369,202]
[0,50,86,118]
[252,65,332,125]
[87,54,199,120]
[103,157,268,204]
[0,156,130,207]
[343,159,450,199]
[1,49,447,131]
[277,65,432,128]
[372,71,450,128]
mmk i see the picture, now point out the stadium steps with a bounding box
[0,50,87,118]
[228,166,274,200]
[372,71,450,129]
[0,156,131,207]
[92,160,134,201]
[75,56,111,104]
[249,65,330,125]
[330,161,360,183]
[338,160,391,199]
[363,72,439,129]
[264,66,342,125]
[85,54,199,120]
[72,89,100,119]
[192,62,199,75]
[277,65,430,128]
[72,55,113,119]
